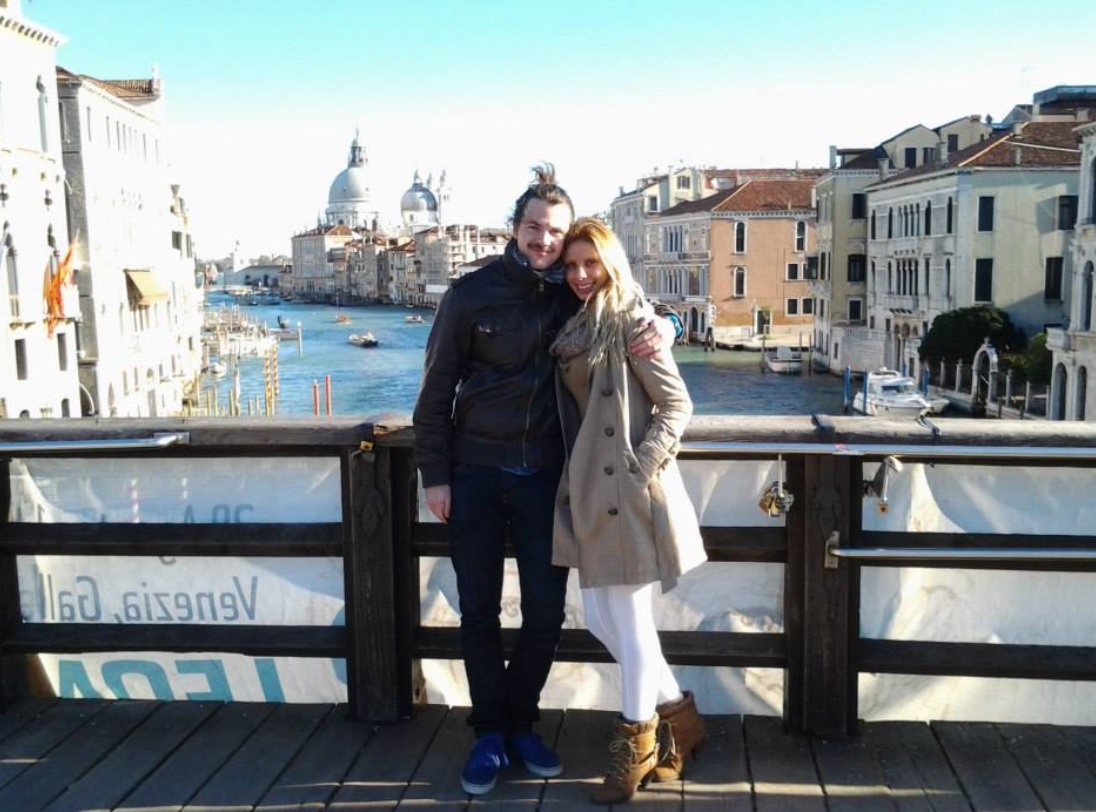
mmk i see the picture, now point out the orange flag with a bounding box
[43,236,76,338]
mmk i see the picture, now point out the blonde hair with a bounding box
[563,217,641,365]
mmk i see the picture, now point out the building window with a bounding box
[15,338,28,380]
[1058,195,1078,230]
[733,266,746,298]
[58,332,69,371]
[924,201,932,235]
[946,197,954,233]
[848,299,863,321]
[646,196,658,213]
[847,254,866,283]
[36,76,49,152]
[977,196,995,231]
[795,220,806,251]
[676,175,691,190]
[1084,262,1095,331]
[734,221,746,253]
[803,298,814,315]
[904,147,917,168]
[786,262,800,281]
[974,258,993,302]
[851,193,866,220]
[922,146,934,164]
[805,255,818,279]
[786,298,799,315]
[1045,257,1064,302]
[870,210,877,239]
[887,208,893,238]
[947,133,959,152]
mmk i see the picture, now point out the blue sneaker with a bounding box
[508,732,563,778]
[461,733,508,795]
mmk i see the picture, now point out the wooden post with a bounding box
[785,454,859,735]
[343,445,403,720]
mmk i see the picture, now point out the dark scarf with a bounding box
[505,239,565,285]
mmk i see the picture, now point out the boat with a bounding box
[277,315,289,329]
[405,314,425,324]
[763,346,803,374]
[348,332,379,348]
[335,313,352,325]
[851,368,948,418]
[207,361,227,377]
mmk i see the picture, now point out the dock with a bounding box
[3,698,1096,810]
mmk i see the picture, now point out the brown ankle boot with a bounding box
[591,715,659,804]
[651,690,706,782]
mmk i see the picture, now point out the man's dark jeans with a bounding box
[448,462,568,737]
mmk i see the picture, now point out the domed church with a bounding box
[399,169,450,233]
[325,131,379,230]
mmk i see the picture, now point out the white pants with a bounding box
[582,583,682,722]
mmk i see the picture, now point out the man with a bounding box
[413,165,676,795]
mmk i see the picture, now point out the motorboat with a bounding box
[763,346,803,374]
[335,313,352,325]
[207,360,227,377]
[405,314,425,324]
[852,368,947,418]
[348,332,379,348]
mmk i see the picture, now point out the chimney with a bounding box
[935,141,949,168]
[1013,146,1023,166]
[878,157,889,181]
[1012,121,1024,136]
[829,145,838,169]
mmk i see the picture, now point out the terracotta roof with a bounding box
[660,189,737,216]
[56,66,160,100]
[879,120,1082,183]
[713,179,816,212]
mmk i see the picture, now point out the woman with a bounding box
[550,218,707,804]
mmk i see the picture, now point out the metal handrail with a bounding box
[827,546,1096,562]
[682,441,1096,461]
[0,432,189,455]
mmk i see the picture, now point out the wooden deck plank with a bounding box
[327,703,447,809]
[862,721,972,812]
[999,724,1096,811]
[811,729,899,812]
[744,715,826,812]
[0,699,157,810]
[933,722,1043,811]
[673,713,751,812]
[253,704,376,811]
[118,701,277,811]
[181,702,332,811]
[0,698,56,745]
[397,706,474,809]
[479,709,563,811]
[41,701,219,812]
[539,708,617,809]
[0,699,105,791]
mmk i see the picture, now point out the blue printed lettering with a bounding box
[102,660,173,700]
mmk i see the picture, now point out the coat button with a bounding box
[629,461,640,473]
[604,465,614,475]
[601,387,613,396]
[604,426,615,436]
[607,507,619,516]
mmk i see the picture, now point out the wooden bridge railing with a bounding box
[3,415,1096,734]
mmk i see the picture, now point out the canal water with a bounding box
[205,299,847,417]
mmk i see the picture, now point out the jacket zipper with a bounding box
[521,292,544,467]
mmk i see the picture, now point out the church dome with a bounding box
[325,132,378,229]
[328,135,370,205]
[400,171,438,215]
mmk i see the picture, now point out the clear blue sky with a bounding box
[24,0,1096,259]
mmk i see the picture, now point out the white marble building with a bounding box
[0,0,81,418]
[56,66,203,417]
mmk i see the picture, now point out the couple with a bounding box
[412,165,707,803]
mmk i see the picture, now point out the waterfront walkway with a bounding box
[2,699,1095,811]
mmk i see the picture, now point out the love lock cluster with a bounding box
[758,481,795,517]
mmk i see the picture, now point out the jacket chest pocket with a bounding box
[472,310,528,370]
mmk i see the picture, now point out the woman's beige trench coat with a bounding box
[552,328,707,592]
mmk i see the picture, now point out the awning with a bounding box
[125,269,170,305]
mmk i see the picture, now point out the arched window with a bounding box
[1077,367,1088,422]
[946,197,954,233]
[870,211,877,240]
[733,266,746,297]
[887,208,894,239]
[734,222,746,253]
[925,201,932,235]
[795,221,806,252]
[36,76,49,152]
[1083,261,1095,332]
[946,258,952,297]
